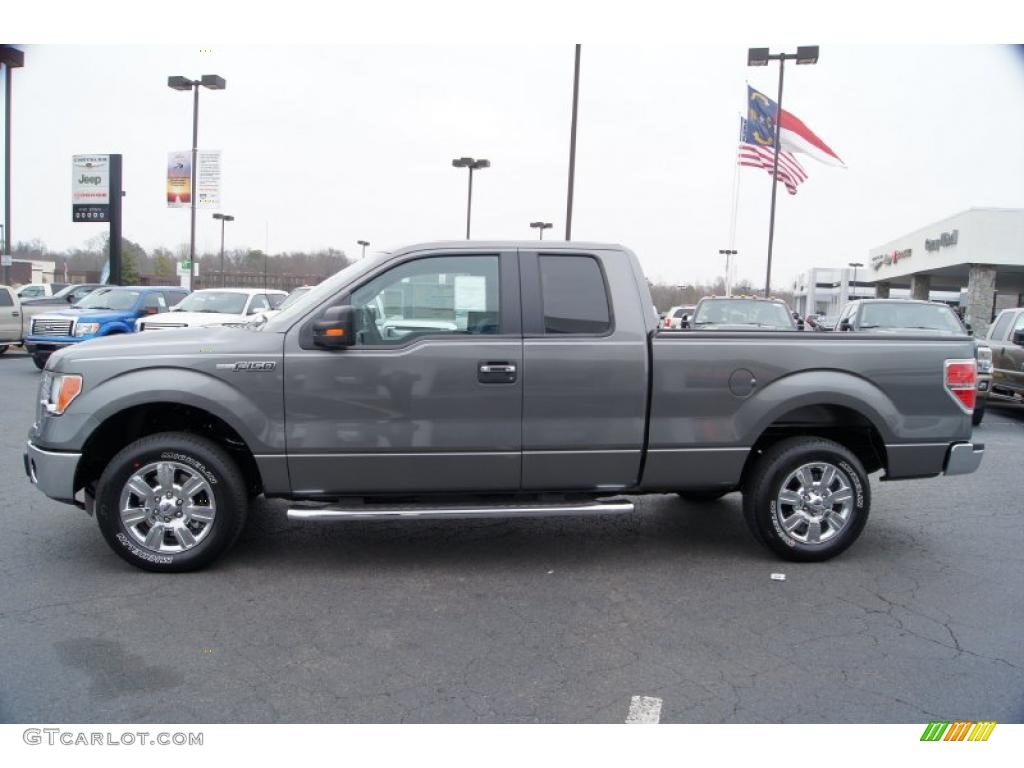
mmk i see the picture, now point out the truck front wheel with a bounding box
[742,437,870,562]
[95,432,250,572]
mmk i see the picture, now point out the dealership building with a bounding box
[866,208,1024,336]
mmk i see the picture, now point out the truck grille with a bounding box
[31,318,74,337]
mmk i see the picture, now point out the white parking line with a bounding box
[625,695,662,724]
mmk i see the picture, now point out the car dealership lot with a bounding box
[1,352,1021,724]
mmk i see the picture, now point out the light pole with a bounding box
[168,74,226,290]
[212,213,234,287]
[848,261,863,301]
[451,157,489,239]
[747,45,819,297]
[1,46,24,287]
[357,240,370,259]
[530,221,553,240]
[719,249,738,297]
[565,43,582,241]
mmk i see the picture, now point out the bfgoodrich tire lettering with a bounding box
[95,432,249,572]
[742,437,870,562]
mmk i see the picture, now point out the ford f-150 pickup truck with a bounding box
[24,242,985,572]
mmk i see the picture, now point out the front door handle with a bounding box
[478,361,517,384]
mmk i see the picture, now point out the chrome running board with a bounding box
[287,500,635,522]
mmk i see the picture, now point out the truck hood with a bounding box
[32,308,135,325]
[50,324,282,370]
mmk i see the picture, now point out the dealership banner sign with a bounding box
[196,150,222,209]
[72,154,111,221]
[167,151,191,207]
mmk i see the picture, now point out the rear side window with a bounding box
[987,312,1013,341]
[539,255,611,335]
[0,290,12,307]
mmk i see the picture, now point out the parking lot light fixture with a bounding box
[212,213,234,287]
[357,240,370,259]
[719,249,738,296]
[168,74,227,290]
[746,46,819,297]
[529,221,553,240]
[452,156,490,239]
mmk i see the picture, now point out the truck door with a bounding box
[283,249,523,495]
[519,249,649,491]
[0,288,20,342]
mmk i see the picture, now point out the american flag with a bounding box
[737,117,807,195]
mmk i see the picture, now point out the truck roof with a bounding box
[392,240,629,254]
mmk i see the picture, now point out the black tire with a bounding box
[676,489,732,502]
[0,345,8,355]
[31,353,48,370]
[972,402,986,426]
[95,432,249,572]
[742,436,870,562]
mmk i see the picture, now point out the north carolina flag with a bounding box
[746,86,845,167]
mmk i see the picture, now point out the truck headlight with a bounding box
[44,374,83,415]
[976,346,993,374]
[74,322,100,337]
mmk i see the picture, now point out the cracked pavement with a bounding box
[1,352,1022,723]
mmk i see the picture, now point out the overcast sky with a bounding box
[3,43,1023,288]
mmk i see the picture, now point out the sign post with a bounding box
[72,153,123,284]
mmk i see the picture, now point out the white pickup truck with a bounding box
[136,288,287,331]
[0,285,24,353]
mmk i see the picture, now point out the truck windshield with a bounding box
[75,288,141,311]
[693,299,794,329]
[859,302,964,333]
[263,256,383,331]
[173,291,248,314]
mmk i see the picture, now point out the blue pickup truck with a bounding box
[25,285,188,370]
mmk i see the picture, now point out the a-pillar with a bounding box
[965,264,997,337]
[910,274,931,301]
[875,282,890,299]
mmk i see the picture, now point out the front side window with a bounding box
[142,293,168,313]
[247,295,270,314]
[349,255,501,345]
[539,255,611,335]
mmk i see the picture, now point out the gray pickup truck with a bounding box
[25,241,984,572]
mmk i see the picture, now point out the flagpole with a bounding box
[765,57,786,296]
[727,113,743,297]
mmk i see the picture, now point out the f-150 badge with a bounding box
[216,361,277,371]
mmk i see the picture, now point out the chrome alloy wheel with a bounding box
[118,461,217,553]
[775,462,854,545]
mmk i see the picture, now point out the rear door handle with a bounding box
[478,361,517,383]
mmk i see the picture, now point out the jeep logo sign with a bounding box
[72,154,111,222]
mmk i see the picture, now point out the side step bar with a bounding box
[287,500,635,522]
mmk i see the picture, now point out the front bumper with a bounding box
[24,441,81,503]
[944,441,984,476]
[24,338,78,355]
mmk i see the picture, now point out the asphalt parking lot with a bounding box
[1,348,1022,724]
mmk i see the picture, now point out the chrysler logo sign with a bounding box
[871,248,913,270]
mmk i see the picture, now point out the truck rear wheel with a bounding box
[742,437,870,562]
[95,432,249,572]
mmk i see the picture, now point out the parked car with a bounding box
[811,314,839,332]
[25,241,982,572]
[24,285,189,370]
[835,299,991,425]
[136,288,288,332]
[0,285,25,354]
[16,282,67,300]
[984,307,1024,405]
[688,296,800,330]
[254,286,314,322]
[663,305,695,329]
